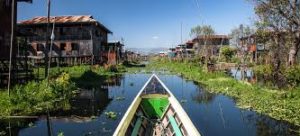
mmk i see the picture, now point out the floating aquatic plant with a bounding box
[134,59,300,126]
[57,131,64,136]
[0,131,6,136]
[180,99,187,103]
[116,96,125,101]
[90,116,98,120]
[28,122,35,127]
[105,111,117,120]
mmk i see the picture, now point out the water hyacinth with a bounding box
[135,59,300,126]
[105,111,117,120]
[0,73,76,116]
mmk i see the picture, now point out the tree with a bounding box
[190,25,215,57]
[229,24,255,69]
[252,0,300,87]
[229,24,254,48]
[220,46,236,62]
[253,0,300,66]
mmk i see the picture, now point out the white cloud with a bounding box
[152,36,159,40]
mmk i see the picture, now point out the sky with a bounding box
[18,0,255,48]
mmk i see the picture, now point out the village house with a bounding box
[0,0,33,86]
[167,48,176,59]
[239,34,270,64]
[124,50,135,62]
[185,40,195,57]
[158,51,168,57]
[18,15,112,65]
[166,41,196,59]
[192,35,230,57]
[100,41,124,65]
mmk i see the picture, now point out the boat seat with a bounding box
[131,117,143,136]
[168,115,183,136]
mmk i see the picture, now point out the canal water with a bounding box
[0,73,299,136]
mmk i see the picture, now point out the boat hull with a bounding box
[113,74,200,136]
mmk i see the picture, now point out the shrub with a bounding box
[220,46,236,62]
[0,72,75,116]
[284,65,300,87]
[253,64,272,76]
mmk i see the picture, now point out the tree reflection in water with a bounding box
[191,86,216,104]
[240,110,300,136]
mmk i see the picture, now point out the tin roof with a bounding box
[186,40,194,44]
[18,15,112,33]
[195,35,229,39]
[17,0,32,3]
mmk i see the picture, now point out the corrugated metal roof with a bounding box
[19,15,96,24]
[18,15,112,33]
[196,35,229,39]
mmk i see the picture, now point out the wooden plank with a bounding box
[131,117,142,136]
[168,115,183,136]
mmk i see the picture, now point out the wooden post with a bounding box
[44,0,51,78]
[8,0,17,95]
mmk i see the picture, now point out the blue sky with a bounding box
[18,0,255,48]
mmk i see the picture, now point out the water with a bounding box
[0,73,299,136]
[229,68,253,81]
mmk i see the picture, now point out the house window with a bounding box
[71,43,79,51]
[37,44,44,51]
[60,43,66,50]
[105,46,109,51]
[95,30,100,37]
[60,27,66,35]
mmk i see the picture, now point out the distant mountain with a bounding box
[126,47,169,55]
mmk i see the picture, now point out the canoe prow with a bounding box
[113,74,201,136]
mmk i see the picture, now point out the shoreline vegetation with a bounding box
[1,60,299,128]
[128,58,300,127]
[0,65,125,118]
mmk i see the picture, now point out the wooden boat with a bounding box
[113,74,201,136]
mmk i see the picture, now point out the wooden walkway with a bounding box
[0,58,34,87]
[28,55,94,66]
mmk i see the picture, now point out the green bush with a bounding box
[0,72,76,116]
[253,64,272,76]
[220,46,236,62]
[284,65,300,87]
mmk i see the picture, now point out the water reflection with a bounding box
[0,73,299,136]
[53,88,112,118]
[191,87,216,104]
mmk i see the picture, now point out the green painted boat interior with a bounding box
[141,97,169,118]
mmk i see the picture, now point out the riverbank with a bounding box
[0,65,124,117]
[135,59,300,126]
[0,72,76,117]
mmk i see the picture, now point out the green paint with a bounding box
[168,115,183,136]
[131,117,142,136]
[141,98,169,118]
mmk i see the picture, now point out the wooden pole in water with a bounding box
[8,0,16,96]
[44,0,50,78]
[46,105,52,136]
[45,1,53,136]
[47,17,55,78]
[8,0,17,135]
